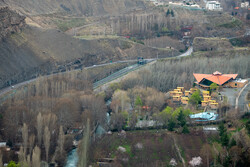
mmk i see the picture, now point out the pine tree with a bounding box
[166,9,170,16]
[182,125,189,134]
[171,10,174,17]
[177,110,186,127]
[168,118,176,131]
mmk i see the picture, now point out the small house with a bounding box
[185,90,191,96]
[175,92,183,96]
[203,91,210,96]
[174,89,181,93]
[177,87,184,92]
[0,142,6,148]
[209,100,216,105]
[210,103,218,109]
[204,96,211,101]
[202,101,209,107]
[224,79,248,88]
[181,97,189,105]
[173,96,181,102]
[169,91,177,97]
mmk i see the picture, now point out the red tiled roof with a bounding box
[193,72,238,85]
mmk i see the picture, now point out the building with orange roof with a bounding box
[193,71,247,88]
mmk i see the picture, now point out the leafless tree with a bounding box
[43,126,51,162]
[37,112,43,147]
[200,143,212,167]
[78,118,90,167]
[29,134,35,155]
[22,123,28,155]
[0,151,3,167]
[32,146,41,167]
[58,125,65,155]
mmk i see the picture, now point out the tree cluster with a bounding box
[120,55,249,92]
[0,72,107,166]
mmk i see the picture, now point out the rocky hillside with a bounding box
[193,37,233,52]
[0,0,148,16]
[0,7,178,89]
[0,6,25,39]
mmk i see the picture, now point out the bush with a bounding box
[7,161,19,167]
[189,90,202,106]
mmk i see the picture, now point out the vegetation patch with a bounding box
[217,19,242,28]
[54,18,86,32]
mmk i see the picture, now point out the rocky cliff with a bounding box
[0,6,25,39]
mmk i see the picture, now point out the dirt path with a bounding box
[173,136,186,167]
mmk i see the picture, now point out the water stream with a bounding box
[65,149,78,167]
[65,112,110,167]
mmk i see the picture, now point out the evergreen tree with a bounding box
[168,118,176,131]
[182,125,189,134]
[229,138,237,148]
[166,9,170,16]
[171,10,174,17]
[218,123,226,137]
[221,133,229,147]
[177,110,186,127]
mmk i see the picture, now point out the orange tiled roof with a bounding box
[193,71,238,85]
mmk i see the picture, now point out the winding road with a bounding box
[0,47,193,101]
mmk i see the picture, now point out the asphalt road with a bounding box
[177,47,193,58]
[93,47,193,89]
[93,62,150,89]
[237,82,250,112]
[220,88,240,107]
[0,47,193,100]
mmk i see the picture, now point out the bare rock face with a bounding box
[0,6,25,39]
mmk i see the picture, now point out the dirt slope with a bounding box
[0,25,178,89]
[0,0,148,16]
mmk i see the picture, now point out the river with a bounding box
[65,112,110,167]
[65,149,78,167]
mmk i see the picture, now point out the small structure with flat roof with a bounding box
[210,103,219,109]
[177,87,184,92]
[190,111,218,121]
[202,101,209,107]
[181,97,189,105]
[203,91,210,96]
[204,96,211,101]
[173,96,181,101]
[185,90,191,96]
